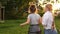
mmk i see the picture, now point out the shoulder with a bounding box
[36,14,40,16]
[28,14,32,16]
[44,12,52,16]
[28,14,33,18]
[43,12,49,18]
[43,13,48,17]
[36,14,41,18]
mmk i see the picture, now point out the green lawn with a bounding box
[0,18,60,34]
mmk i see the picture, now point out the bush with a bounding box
[57,13,60,18]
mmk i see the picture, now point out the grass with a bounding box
[0,18,60,34]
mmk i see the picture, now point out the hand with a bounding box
[20,22,28,26]
[20,24,24,26]
[51,26,55,30]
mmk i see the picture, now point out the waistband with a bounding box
[30,24,39,26]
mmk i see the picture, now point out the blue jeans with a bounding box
[44,29,57,34]
[52,29,57,34]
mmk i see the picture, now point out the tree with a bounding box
[4,0,33,19]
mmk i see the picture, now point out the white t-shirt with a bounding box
[42,11,54,29]
[28,13,41,25]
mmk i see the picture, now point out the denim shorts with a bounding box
[44,29,57,34]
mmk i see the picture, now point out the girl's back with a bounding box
[28,13,40,25]
[20,5,41,34]
[28,13,41,33]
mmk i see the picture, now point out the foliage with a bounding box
[38,5,44,17]
[57,13,60,18]
[0,0,43,20]
[4,0,33,19]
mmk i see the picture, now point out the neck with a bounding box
[46,11,52,13]
[30,13,35,14]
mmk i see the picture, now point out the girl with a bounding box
[20,5,42,34]
[42,4,57,34]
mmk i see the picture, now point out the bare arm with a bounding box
[52,21,55,29]
[51,15,55,29]
[39,17,42,24]
[20,18,30,26]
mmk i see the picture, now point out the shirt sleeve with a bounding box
[27,15,31,19]
[42,14,48,26]
[37,14,41,19]
[50,15,54,22]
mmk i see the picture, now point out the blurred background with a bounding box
[0,0,60,20]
